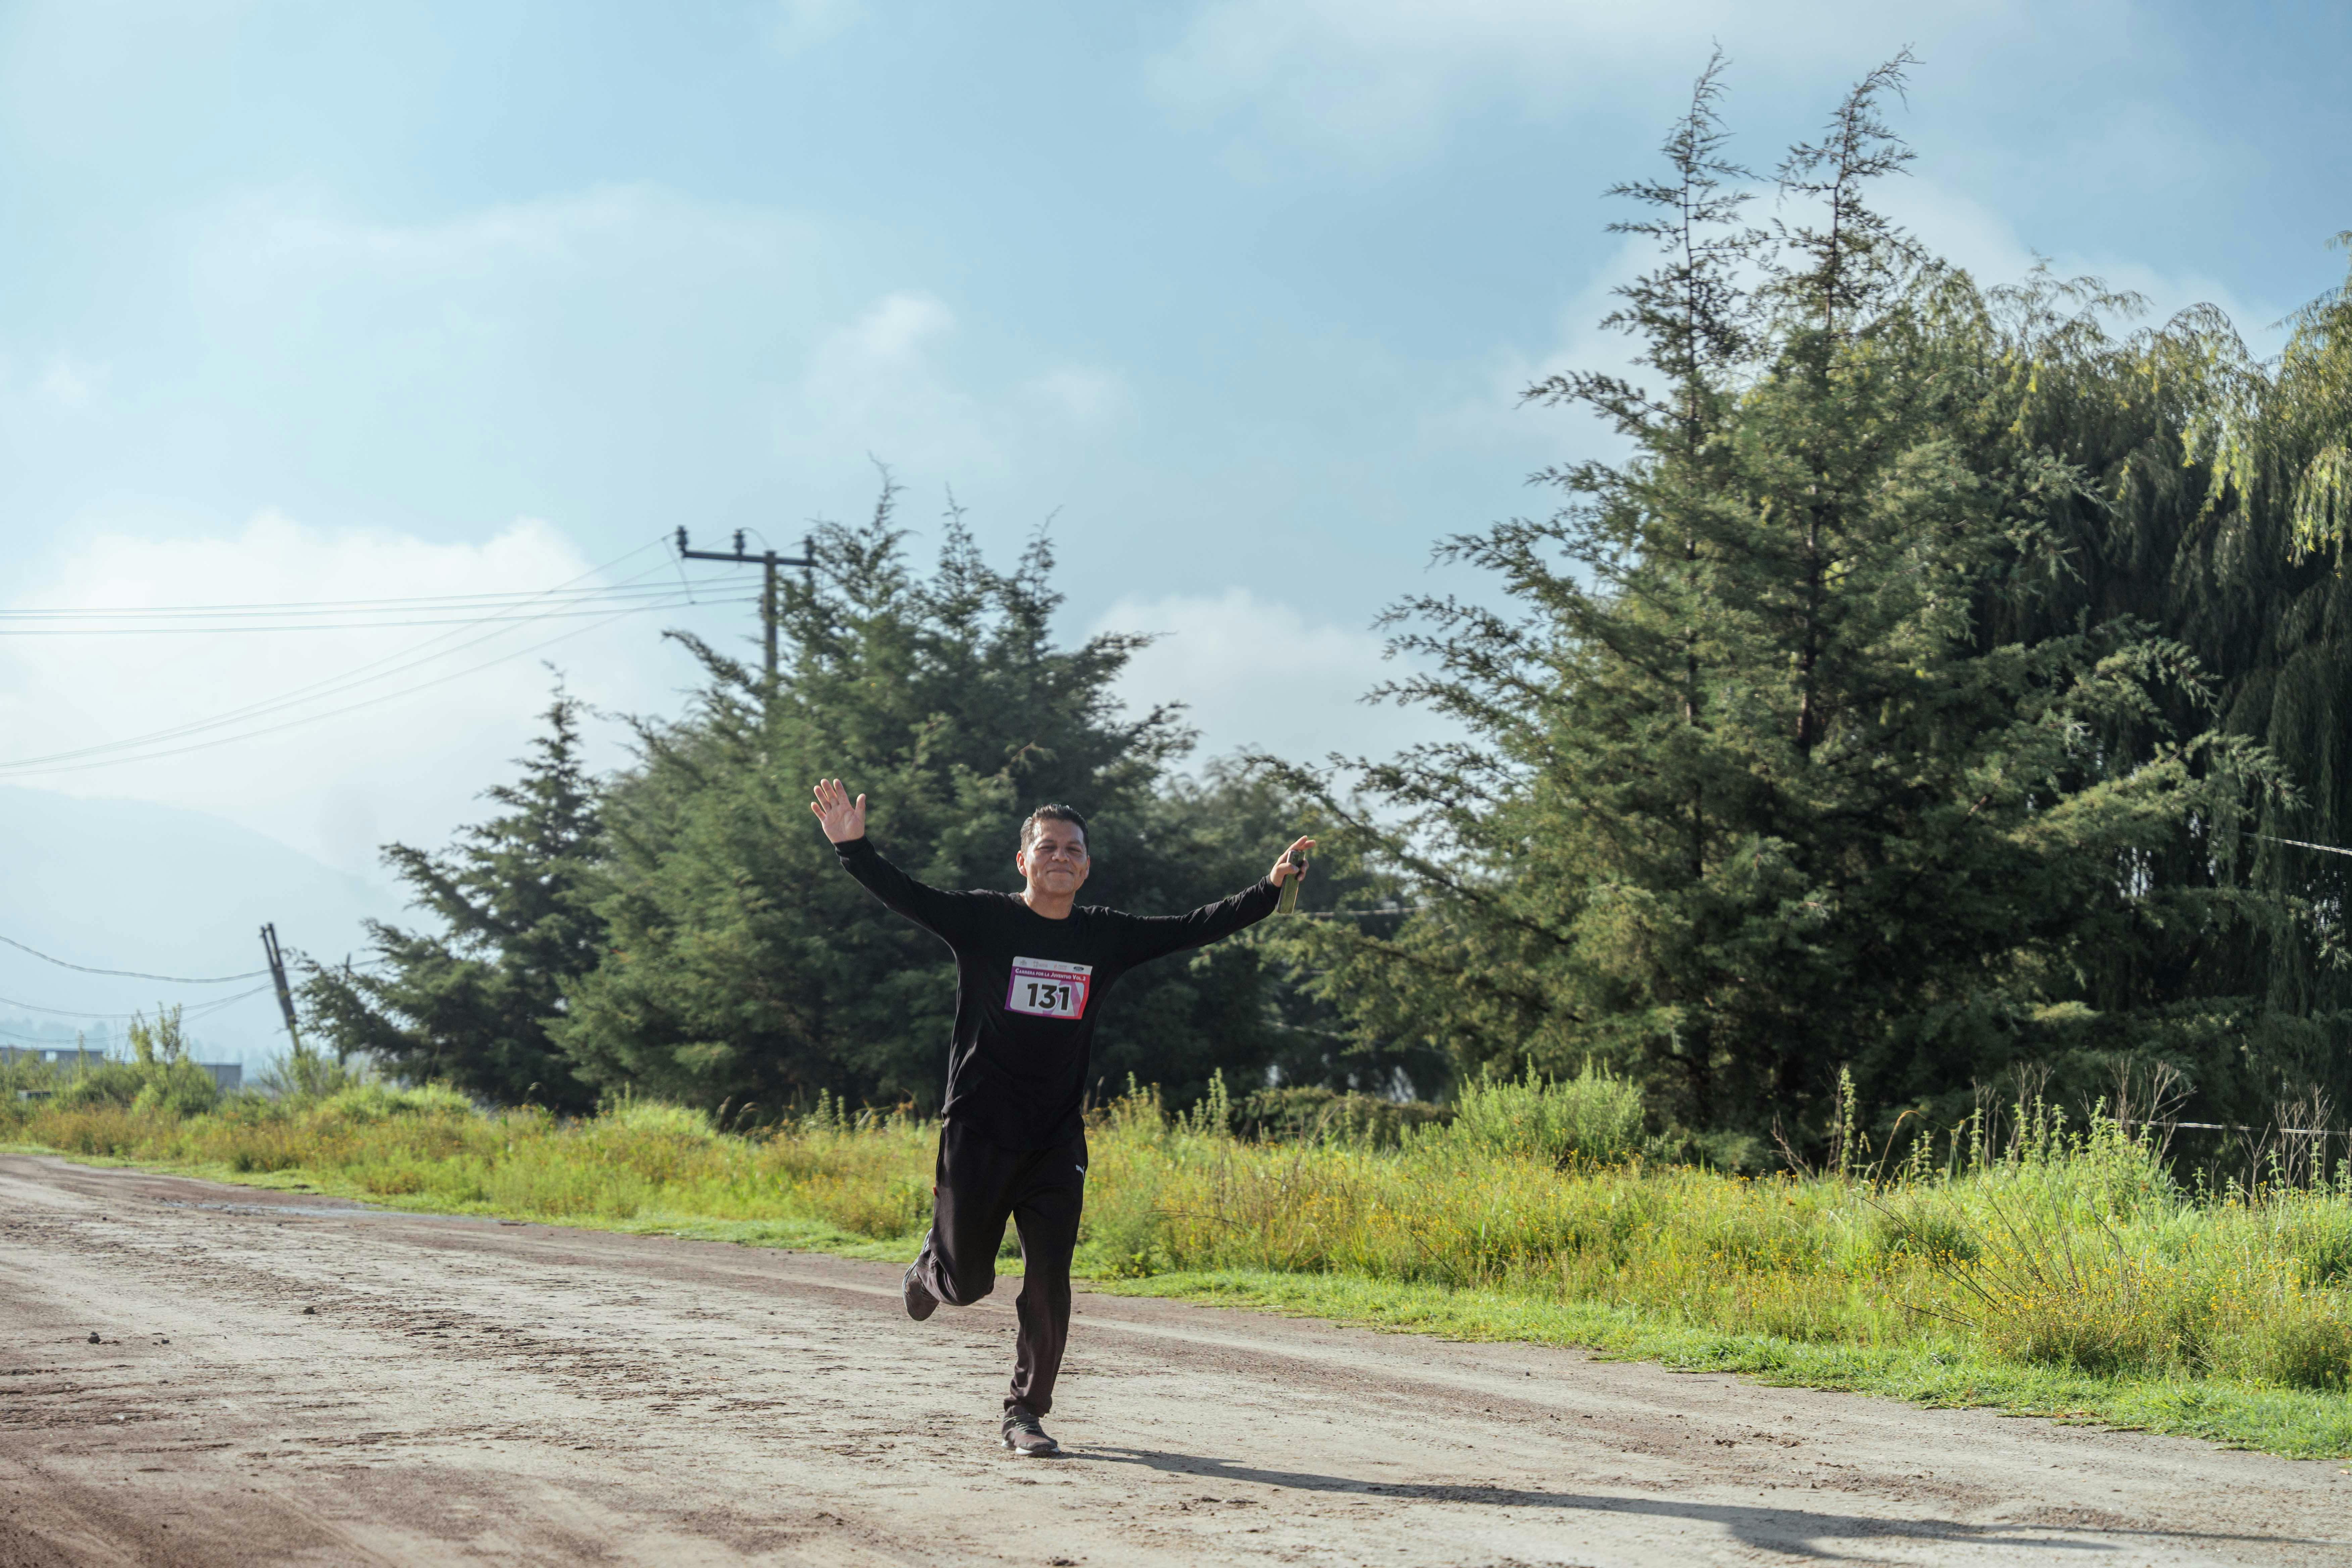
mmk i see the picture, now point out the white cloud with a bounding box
[1150,0,2028,157]
[1417,231,1649,464]
[1097,588,1452,766]
[785,291,999,475]
[1022,365,1131,429]
[198,182,1137,473]
[838,290,953,361]
[181,183,1139,529]
[0,512,717,873]
[1879,179,2290,351]
[0,0,263,161]
[769,0,861,56]
[34,353,104,410]
[199,182,819,298]
[184,183,846,489]
[1417,176,2293,486]
[778,292,1132,479]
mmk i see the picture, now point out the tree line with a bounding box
[302,496,1387,1123]
[304,55,2352,1157]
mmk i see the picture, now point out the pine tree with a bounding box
[300,688,606,1110]
[552,482,1304,1117]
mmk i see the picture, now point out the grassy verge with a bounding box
[1087,1271,2352,1461]
[7,1078,2351,1461]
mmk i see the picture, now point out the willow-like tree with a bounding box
[1273,58,2294,1145]
[2165,250,2352,1089]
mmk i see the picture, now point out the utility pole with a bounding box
[259,923,302,1054]
[676,528,816,686]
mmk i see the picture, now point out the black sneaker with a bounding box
[903,1263,937,1322]
[1001,1406,1060,1458]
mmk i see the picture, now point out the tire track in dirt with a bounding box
[2,1154,2347,1566]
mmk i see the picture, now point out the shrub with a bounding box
[11,1073,2352,1418]
[1960,1238,2208,1376]
[51,1063,150,1111]
[318,1082,474,1124]
[225,1127,309,1174]
[599,1096,716,1140]
[36,1105,144,1156]
[2270,1197,2352,1286]
[1868,1196,1981,1265]
[48,1007,221,1119]
[796,1171,931,1239]
[131,1061,221,1119]
[2222,1307,2352,1392]
[258,1046,363,1102]
[1234,1086,1451,1147]
[1444,1062,1643,1168]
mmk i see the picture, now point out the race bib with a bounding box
[1006,957,1091,1020]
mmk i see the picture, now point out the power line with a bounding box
[675,527,815,686]
[0,933,267,984]
[1,585,658,769]
[0,538,687,776]
[0,590,692,777]
[181,985,278,1020]
[0,579,743,621]
[0,596,753,635]
[0,992,135,1019]
[1,984,274,1052]
[2249,831,2352,860]
[0,983,275,1024]
[0,578,751,633]
[0,1025,117,1047]
[1240,906,1432,922]
[0,1025,89,1045]
[0,542,672,771]
[2141,1117,2352,1140]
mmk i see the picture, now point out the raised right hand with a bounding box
[810,778,868,843]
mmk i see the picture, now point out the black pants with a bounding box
[909,1120,1087,1416]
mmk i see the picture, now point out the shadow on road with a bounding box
[1076,1446,2328,1561]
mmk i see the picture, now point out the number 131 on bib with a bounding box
[1006,958,1091,1019]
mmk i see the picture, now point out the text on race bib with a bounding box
[1006,957,1091,1020]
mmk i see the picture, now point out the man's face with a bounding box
[1016,820,1090,897]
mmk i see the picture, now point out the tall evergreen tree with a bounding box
[1271,59,2293,1143]
[553,483,1306,1117]
[301,688,607,1110]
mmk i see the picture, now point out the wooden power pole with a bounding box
[676,529,816,686]
[259,923,302,1053]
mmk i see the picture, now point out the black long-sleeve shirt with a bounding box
[833,835,1280,1149]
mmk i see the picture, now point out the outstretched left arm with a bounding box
[1111,837,1314,967]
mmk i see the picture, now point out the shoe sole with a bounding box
[1002,1439,1061,1457]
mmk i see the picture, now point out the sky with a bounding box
[2,0,2349,1056]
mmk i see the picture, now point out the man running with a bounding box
[810,778,1310,1457]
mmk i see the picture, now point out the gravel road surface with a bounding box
[2,1153,2347,1566]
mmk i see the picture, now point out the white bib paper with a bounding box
[1006,957,1091,1020]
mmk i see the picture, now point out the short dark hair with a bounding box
[1019,804,1089,852]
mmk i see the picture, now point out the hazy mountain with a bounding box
[0,787,401,1068]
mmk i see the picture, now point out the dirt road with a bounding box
[2,1155,2347,1566]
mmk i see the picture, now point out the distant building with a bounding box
[2,1045,242,1094]
[0,1045,107,1073]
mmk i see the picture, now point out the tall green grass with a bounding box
[7,1068,2350,1453]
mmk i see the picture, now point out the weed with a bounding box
[7,1076,2351,1456]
